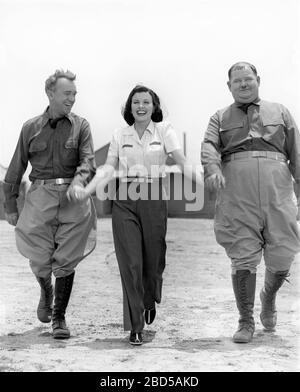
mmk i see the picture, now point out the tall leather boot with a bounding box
[36,276,53,323]
[52,271,75,339]
[260,269,290,331]
[232,270,256,343]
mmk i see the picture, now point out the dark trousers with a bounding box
[112,183,167,332]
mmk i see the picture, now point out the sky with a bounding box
[0,0,299,168]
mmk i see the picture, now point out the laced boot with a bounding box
[232,270,256,343]
[36,276,53,323]
[260,269,290,331]
[52,272,75,339]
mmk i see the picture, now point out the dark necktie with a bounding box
[49,117,65,129]
[238,103,252,114]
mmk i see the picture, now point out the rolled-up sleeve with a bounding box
[282,107,300,183]
[163,122,181,153]
[72,119,96,187]
[4,125,29,213]
[201,112,223,179]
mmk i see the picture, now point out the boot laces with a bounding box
[278,272,290,284]
[238,273,251,312]
[238,322,254,333]
[266,271,290,296]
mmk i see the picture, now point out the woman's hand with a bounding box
[205,173,225,191]
[67,184,89,202]
[74,185,89,201]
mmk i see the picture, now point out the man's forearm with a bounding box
[201,142,222,179]
[3,182,20,214]
[71,157,96,187]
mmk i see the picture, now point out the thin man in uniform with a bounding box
[3,69,97,339]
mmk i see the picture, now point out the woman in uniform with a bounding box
[74,85,202,345]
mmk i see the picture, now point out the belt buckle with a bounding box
[55,178,64,185]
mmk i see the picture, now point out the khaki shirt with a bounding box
[4,108,96,213]
[201,100,300,182]
[107,121,181,178]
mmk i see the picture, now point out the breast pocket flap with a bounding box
[65,139,78,149]
[220,121,244,132]
[29,141,47,152]
[262,118,284,127]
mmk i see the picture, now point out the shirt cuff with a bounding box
[4,199,18,214]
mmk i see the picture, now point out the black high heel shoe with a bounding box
[129,331,143,345]
[145,305,156,325]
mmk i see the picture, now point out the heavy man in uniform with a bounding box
[3,69,97,339]
[201,62,300,343]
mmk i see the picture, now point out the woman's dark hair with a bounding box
[123,85,163,125]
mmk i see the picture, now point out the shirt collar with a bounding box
[126,120,155,136]
[41,106,72,127]
[146,120,155,134]
[234,97,261,109]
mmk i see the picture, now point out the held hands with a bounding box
[5,212,19,226]
[66,184,89,202]
[205,173,226,191]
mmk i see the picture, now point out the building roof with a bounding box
[0,164,7,182]
[95,143,110,167]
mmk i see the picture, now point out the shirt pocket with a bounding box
[64,139,79,166]
[261,117,285,141]
[146,141,164,166]
[120,143,134,159]
[28,140,48,168]
[148,141,163,152]
[118,142,137,172]
[121,143,134,149]
[219,121,245,147]
[29,140,47,153]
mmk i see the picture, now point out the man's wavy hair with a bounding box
[123,85,163,126]
[228,62,258,80]
[45,69,76,93]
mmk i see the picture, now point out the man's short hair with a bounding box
[228,62,258,80]
[45,69,76,93]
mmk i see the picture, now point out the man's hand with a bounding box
[205,173,226,191]
[5,212,19,226]
[66,184,88,202]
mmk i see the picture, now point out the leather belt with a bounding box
[222,151,287,163]
[32,178,73,185]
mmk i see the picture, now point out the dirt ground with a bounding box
[0,218,299,372]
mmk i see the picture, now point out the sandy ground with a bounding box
[0,218,299,373]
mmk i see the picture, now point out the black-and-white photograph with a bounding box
[0,0,299,375]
